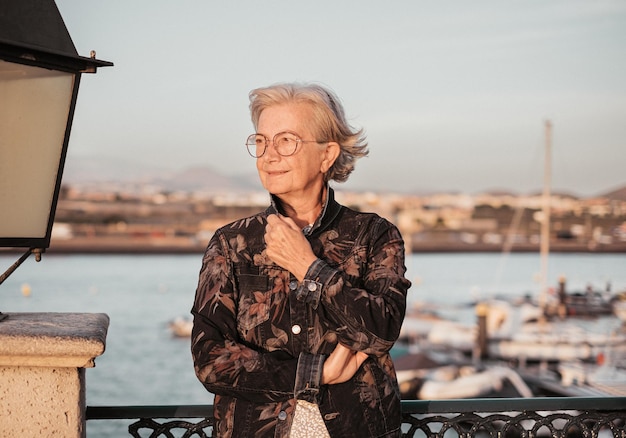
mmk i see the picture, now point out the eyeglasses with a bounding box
[245,131,322,158]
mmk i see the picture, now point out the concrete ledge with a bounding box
[0,312,109,367]
[0,312,109,437]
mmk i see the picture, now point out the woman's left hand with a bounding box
[322,343,369,385]
[265,214,317,281]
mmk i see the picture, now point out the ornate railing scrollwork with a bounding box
[400,411,625,437]
[128,418,214,438]
[86,397,626,437]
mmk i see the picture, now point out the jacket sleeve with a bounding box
[300,217,411,355]
[191,230,303,403]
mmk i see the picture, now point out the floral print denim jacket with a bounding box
[191,188,411,438]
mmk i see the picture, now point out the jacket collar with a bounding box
[267,186,342,236]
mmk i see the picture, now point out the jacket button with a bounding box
[291,324,301,335]
[307,282,317,292]
[289,280,298,291]
[278,410,287,421]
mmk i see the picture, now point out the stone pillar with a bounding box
[0,312,109,438]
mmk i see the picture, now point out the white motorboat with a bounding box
[168,316,192,337]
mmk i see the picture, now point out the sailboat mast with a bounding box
[539,120,552,311]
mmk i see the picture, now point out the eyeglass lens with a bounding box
[246,132,299,158]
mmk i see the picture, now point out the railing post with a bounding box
[0,313,109,437]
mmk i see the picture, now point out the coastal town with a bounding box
[49,181,626,254]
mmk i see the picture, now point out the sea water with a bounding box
[1,252,625,436]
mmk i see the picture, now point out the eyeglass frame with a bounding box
[245,130,326,158]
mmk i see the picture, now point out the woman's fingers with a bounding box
[322,344,368,385]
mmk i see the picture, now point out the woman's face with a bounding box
[255,103,337,201]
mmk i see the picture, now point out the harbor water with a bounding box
[1,252,625,436]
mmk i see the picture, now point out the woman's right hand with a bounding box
[321,343,368,385]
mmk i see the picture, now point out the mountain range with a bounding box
[62,156,261,193]
[62,155,626,200]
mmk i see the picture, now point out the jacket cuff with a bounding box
[294,258,336,309]
[294,352,325,403]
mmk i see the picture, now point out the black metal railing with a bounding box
[87,397,626,437]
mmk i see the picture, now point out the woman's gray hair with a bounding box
[249,82,368,183]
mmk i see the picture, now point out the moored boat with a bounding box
[394,350,533,399]
[168,316,192,337]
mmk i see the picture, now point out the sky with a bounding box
[55,0,626,196]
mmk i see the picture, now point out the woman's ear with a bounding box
[321,142,341,173]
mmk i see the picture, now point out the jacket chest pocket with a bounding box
[236,273,271,333]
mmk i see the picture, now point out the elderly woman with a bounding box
[191,83,411,438]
